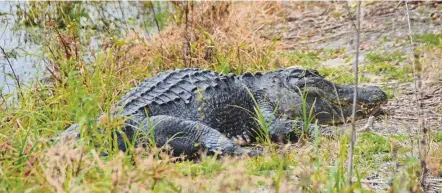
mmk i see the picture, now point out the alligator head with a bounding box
[323,84,388,123]
[263,68,388,124]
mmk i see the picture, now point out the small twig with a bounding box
[0,46,23,98]
[150,2,162,34]
[75,149,84,177]
[149,1,166,62]
[54,26,71,59]
[42,59,62,85]
[391,116,439,120]
[46,44,59,61]
[0,93,7,109]
[183,1,192,68]
[358,116,375,132]
[344,2,360,33]
[0,17,11,105]
[404,1,428,191]
[346,0,361,189]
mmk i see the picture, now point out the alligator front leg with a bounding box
[137,115,259,157]
[257,99,319,142]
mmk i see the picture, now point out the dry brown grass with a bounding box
[121,2,292,74]
[35,144,271,192]
[34,137,346,192]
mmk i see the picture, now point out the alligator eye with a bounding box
[287,77,302,89]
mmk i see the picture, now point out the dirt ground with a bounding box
[260,1,442,192]
[261,1,441,136]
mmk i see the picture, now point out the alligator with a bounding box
[59,68,387,157]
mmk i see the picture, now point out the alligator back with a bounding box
[115,68,235,117]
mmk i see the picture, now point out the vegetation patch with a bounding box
[363,51,414,82]
[413,33,442,47]
[0,2,439,192]
[278,50,321,69]
[432,131,442,143]
[277,49,371,85]
[177,157,224,177]
[246,152,297,176]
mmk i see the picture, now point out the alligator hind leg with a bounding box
[137,115,258,157]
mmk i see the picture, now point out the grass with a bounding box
[413,33,442,47]
[365,50,407,64]
[433,131,442,143]
[278,50,321,69]
[362,50,414,83]
[1,1,440,192]
[277,49,375,85]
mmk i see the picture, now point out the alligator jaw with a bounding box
[333,99,387,124]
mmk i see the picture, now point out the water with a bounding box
[0,1,166,95]
[0,2,43,94]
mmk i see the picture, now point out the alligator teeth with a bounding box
[243,132,251,143]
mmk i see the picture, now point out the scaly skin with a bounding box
[59,68,387,157]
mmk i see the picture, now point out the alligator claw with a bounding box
[247,149,263,157]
